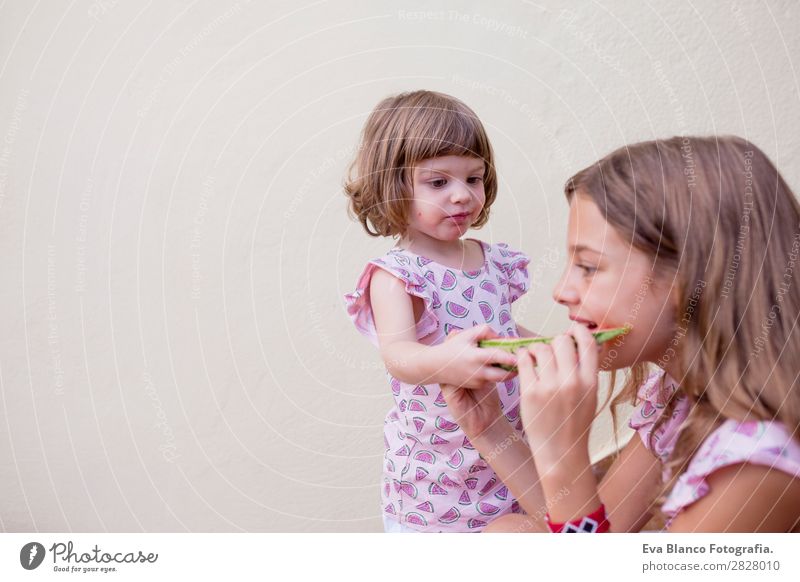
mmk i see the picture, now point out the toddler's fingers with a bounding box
[482,367,515,385]
[482,347,517,369]
[471,324,504,341]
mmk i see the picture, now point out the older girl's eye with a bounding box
[429,179,447,188]
[577,264,597,275]
[467,176,484,184]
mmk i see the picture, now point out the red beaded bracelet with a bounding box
[546,504,610,533]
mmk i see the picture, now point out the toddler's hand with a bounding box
[433,324,518,389]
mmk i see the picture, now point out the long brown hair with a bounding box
[344,90,498,237]
[566,135,800,489]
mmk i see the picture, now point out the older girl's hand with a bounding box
[517,324,601,474]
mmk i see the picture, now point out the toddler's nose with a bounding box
[450,182,472,203]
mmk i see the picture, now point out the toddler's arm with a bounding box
[369,268,517,388]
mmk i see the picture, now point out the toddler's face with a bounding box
[406,155,486,244]
[553,194,677,370]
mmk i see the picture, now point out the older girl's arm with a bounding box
[471,422,548,523]
[667,464,800,532]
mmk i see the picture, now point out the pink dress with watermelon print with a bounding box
[344,239,530,532]
[629,371,800,524]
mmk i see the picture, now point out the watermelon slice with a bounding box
[398,481,418,498]
[479,326,631,352]
[415,467,429,481]
[477,501,501,516]
[430,434,449,446]
[413,450,436,464]
[504,404,520,422]
[441,269,457,290]
[428,483,448,496]
[478,301,494,323]
[503,379,515,396]
[467,518,487,529]
[478,326,631,371]
[434,416,459,432]
[443,323,463,335]
[478,476,497,496]
[446,449,464,469]
[416,501,434,513]
[445,301,469,319]
[462,286,475,302]
[464,477,479,490]
[408,399,426,412]
[413,417,426,433]
[479,280,497,295]
[412,385,428,396]
[438,473,460,488]
[405,512,428,527]
[459,490,472,505]
[433,391,447,407]
[498,310,511,325]
[439,507,461,524]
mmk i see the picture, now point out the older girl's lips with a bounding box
[570,315,599,329]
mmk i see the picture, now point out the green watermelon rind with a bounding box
[478,326,630,351]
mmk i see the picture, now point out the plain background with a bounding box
[0,0,798,532]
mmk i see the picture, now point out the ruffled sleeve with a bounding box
[628,372,689,465]
[343,253,439,347]
[493,243,531,304]
[662,420,800,517]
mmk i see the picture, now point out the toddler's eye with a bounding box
[577,264,597,275]
[467,176,484,184]
[429,179,447,188]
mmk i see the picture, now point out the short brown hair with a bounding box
[344,90,498,237]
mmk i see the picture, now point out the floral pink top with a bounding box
[344,240,530,532]
[629,371,800,520]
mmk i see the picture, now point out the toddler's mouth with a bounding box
[447,212,472,223]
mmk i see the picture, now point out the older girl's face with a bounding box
[553,194,677,370]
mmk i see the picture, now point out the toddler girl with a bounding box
[344,90,540,532]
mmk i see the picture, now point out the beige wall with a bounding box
[1,0,798,532]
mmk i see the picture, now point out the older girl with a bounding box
[443,136,800,532]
